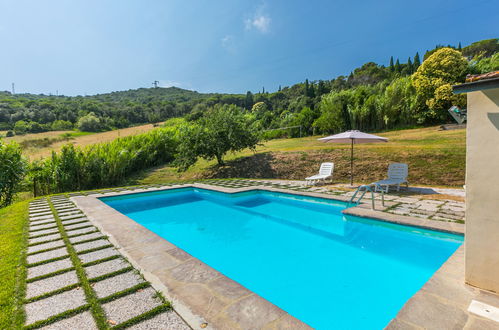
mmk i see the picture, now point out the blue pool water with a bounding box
[101,188,463,329]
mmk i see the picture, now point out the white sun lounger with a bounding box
[305,162,334,185]
[373,163,409,193]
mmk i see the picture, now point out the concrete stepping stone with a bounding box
[27,247,68,265]
[62,217,88,225]
[92,271,145,298]
[38,311,97,330]
[60,214,87,221]
[29,210,53,217]
[57,210,82,216]
[28,240,65,254]
[66,227,98,237]
[74,239,110,253]
[79,248,120,264]
[128,311,190,330]
[24,288,87,325]
[30,206,50,211]
[29,227,60,238]
[84,258,130,279]
[26,271,79,299]
[28,258,73,280]
[30,214,56,222]
[30,217,56,225]
[69,232,104,244]
[102,287,162,325]
[29,233,62,245]
[64,222,93,231]
[30,222,58,232]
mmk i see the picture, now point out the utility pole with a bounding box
[152,81,159,88]
[11,83,15,95]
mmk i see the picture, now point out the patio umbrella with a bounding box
[318,130,388,186]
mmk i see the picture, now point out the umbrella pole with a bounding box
[350,139,354,186]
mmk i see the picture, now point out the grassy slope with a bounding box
[0,200,28,328]
[131,126,466,187]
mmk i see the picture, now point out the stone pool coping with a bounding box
[72,183,466,329]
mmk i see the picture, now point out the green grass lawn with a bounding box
[0,200,28,329]
[130,126,466,187]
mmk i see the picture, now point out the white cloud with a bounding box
[245,4,271,34]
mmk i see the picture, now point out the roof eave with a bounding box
[453,77,499,94]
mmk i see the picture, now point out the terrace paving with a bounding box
[22,196,187,329]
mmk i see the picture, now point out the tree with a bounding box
[13,120,29,135]
[407,57,413,73]
[175,104,260,169]
[245,91,254,110]
[414,52,421,68]
[395,59,401,73]
[0,140,27,207]
[52,120,74,131]
[412,48,468,123]
[462,38,498,58]
[389,56,394,71]
[77,112,101,132]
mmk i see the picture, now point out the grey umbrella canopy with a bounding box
[318,130,388,186]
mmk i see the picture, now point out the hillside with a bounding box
[131,126,466,187]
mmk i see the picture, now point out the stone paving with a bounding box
[24,196,189,329]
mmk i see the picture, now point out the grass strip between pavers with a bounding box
[47,199,109,329]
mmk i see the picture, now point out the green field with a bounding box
[130,126,466,187]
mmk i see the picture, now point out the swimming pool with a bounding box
[101,187,463,329]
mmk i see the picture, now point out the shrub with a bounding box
[5,131,14,137]
[77,112,101,132]
[51,120,73,131]
[31,126,179,194]
[0,140,27,207]
[13,121,29,135]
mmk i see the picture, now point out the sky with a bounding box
[0,0,497,96]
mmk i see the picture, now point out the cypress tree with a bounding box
[395,59,401,73]
[389,56,394,71]
[278,85,281,92]
[407,57,413,73]
[304,79,309,96]
[458,42,462,50]
[414,52,421,68]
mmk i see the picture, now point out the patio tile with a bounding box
[30,218,57,226]
[92,271,145,298]
[394,197,420,203]
[27,247,68,265]
[28,258,73,280]
[24,289,87,325]
[29,210,53,217]
[29,233,62,245]
[226,294,286,328]
[128,311,190,330]
[38,311,97,330]
[69,232,104,244]
[58,210,83,217]
[60,214,87,221]
[26,271,79,299]
[28,240,65,254]
[84,258,130,279]
[79,248,120,264]
[102,287,162,325]
[74,239,110,252]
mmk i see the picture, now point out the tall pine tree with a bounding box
[458,42,462,50]
[389,56,395,71]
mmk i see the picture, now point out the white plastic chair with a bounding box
[373,163,409,193]
[305,162,334,185]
